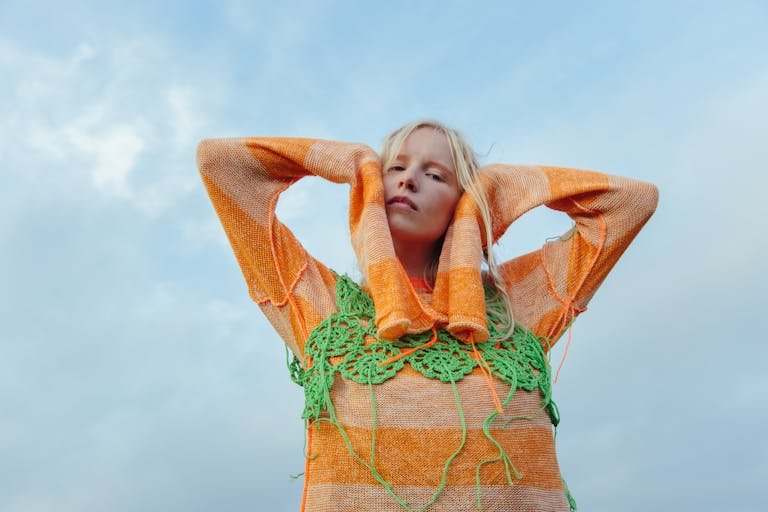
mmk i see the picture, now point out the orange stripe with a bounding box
[469,333,504,413]
[245,137,314,177]
[200,175,285,303]
[304,483,570,512]
[329,375,551,430]
[299,422,313,512]
[367,259,437,337]
[544,166,608,198]
[307,423,562,489]
[546,197,605,379]
[291,294,326,355]
[445,266,486,332]
[268,179,310,343]
[567,197,606,299]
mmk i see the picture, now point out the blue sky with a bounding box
[1,1,766,511]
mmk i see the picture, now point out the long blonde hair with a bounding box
[380,119,516,337]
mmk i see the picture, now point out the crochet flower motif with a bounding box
[296,273,554,423]
[340,344,405,384]
[304,317,366,358]
[406,334,476,383]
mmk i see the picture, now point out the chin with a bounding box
[387,215,447,245]
[388,225,441,245]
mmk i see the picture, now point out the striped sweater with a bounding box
[196,136,658,511]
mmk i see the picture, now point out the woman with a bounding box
[196,120,658,511]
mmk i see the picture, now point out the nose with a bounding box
[398,166,418,192]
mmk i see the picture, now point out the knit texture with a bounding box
[291,272,563,510]
[196,136,659,511]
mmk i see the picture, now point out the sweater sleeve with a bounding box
[195,137,379,360]
[480,164,659,345]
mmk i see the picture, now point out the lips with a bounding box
[387,195,418,211]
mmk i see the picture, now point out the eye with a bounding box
[387,165,405,172]
[427,172,444,182]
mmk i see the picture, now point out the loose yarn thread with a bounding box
[288,272,575,511]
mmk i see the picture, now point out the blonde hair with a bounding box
[380,119,516,337]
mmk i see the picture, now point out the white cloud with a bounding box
[19,100,148,200]
[0,37,217,218]
[166,85,203,150]
[92,126,145,196]
[70,117,147,198]
[1,3,766,511]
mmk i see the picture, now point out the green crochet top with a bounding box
[285,272,575,511]
[288,272,559,424]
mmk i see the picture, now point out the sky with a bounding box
[1,1,766,511]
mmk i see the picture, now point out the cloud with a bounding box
[0,36,215,218]
[166,85,204,150]
[0,197,306,510]
[57,110,148,198]
[534,66,768,511]
[1,3,766,511]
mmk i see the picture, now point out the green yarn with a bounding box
[475,384,523,510]
[340,344,405,384]
[407,335,476,383]
[305,316,366,358]
[421,377,467,511]
[285,345,306,386]
[563,477,578,511]
[287,272,574,511]
[335,272,375,317]
[369,379,377,468]
[296,273,555,415]
[548,400,561,428]
[300,358,335,421]
[545,223,578,243]
[396,327,437,347]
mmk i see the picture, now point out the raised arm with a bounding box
[478,165,659,346]
[195,137,379,359]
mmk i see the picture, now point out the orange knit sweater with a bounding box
[196,136,658,511]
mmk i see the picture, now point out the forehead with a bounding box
[399,127,455,171]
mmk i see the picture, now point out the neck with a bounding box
[392,237,438,281]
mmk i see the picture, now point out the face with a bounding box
[383,127,462,247]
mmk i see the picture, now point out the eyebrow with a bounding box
[394,154,455,176]
[427,160,453,175]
